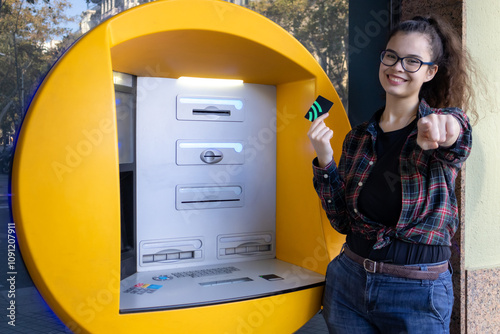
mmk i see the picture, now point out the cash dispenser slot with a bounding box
[176,96,244,122]
[176,185,244,210]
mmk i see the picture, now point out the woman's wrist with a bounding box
[318,156,333,168]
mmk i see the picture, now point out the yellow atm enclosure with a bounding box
[11,0,350,332]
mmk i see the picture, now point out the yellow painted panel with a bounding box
[275,79,347,273]
[12,23,122,333]
[111,30,314,85]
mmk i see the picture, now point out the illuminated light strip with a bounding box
[179,142,243,153]
[178,76,243,87]
[113,71,133,87]
[179,97,243,110]
[178,186,242,195]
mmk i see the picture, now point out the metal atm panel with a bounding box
[136,78,277,272]
[123,77,324,312]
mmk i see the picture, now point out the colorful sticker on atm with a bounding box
[124,283,163,294]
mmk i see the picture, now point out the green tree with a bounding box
[247,0,348,107]
[0,0,76,153]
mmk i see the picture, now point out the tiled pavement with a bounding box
[295,312,329,333]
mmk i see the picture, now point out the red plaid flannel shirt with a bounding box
[313,99,472,249]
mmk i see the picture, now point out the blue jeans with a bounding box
[322,252,454,333]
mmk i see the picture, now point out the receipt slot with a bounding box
[11,0,351,333]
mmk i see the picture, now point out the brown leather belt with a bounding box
[343,246,449,280]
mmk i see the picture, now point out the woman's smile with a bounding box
[386,74,408,85]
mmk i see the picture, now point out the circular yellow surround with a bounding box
[11,0,350,332]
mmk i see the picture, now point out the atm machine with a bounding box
[11,0,350,332]
[117,75,325,312]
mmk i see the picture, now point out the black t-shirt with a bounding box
[357,119,415,226]
[347,232,451,265]
[349,117,451,265]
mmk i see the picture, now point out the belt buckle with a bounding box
[363,258,377,273]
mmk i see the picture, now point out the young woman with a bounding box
[307,16,475,333]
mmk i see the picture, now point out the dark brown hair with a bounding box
[389,16,479,123]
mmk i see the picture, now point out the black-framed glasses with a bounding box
[380,50,435,73]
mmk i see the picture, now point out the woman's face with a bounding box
[379,32,438,101]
